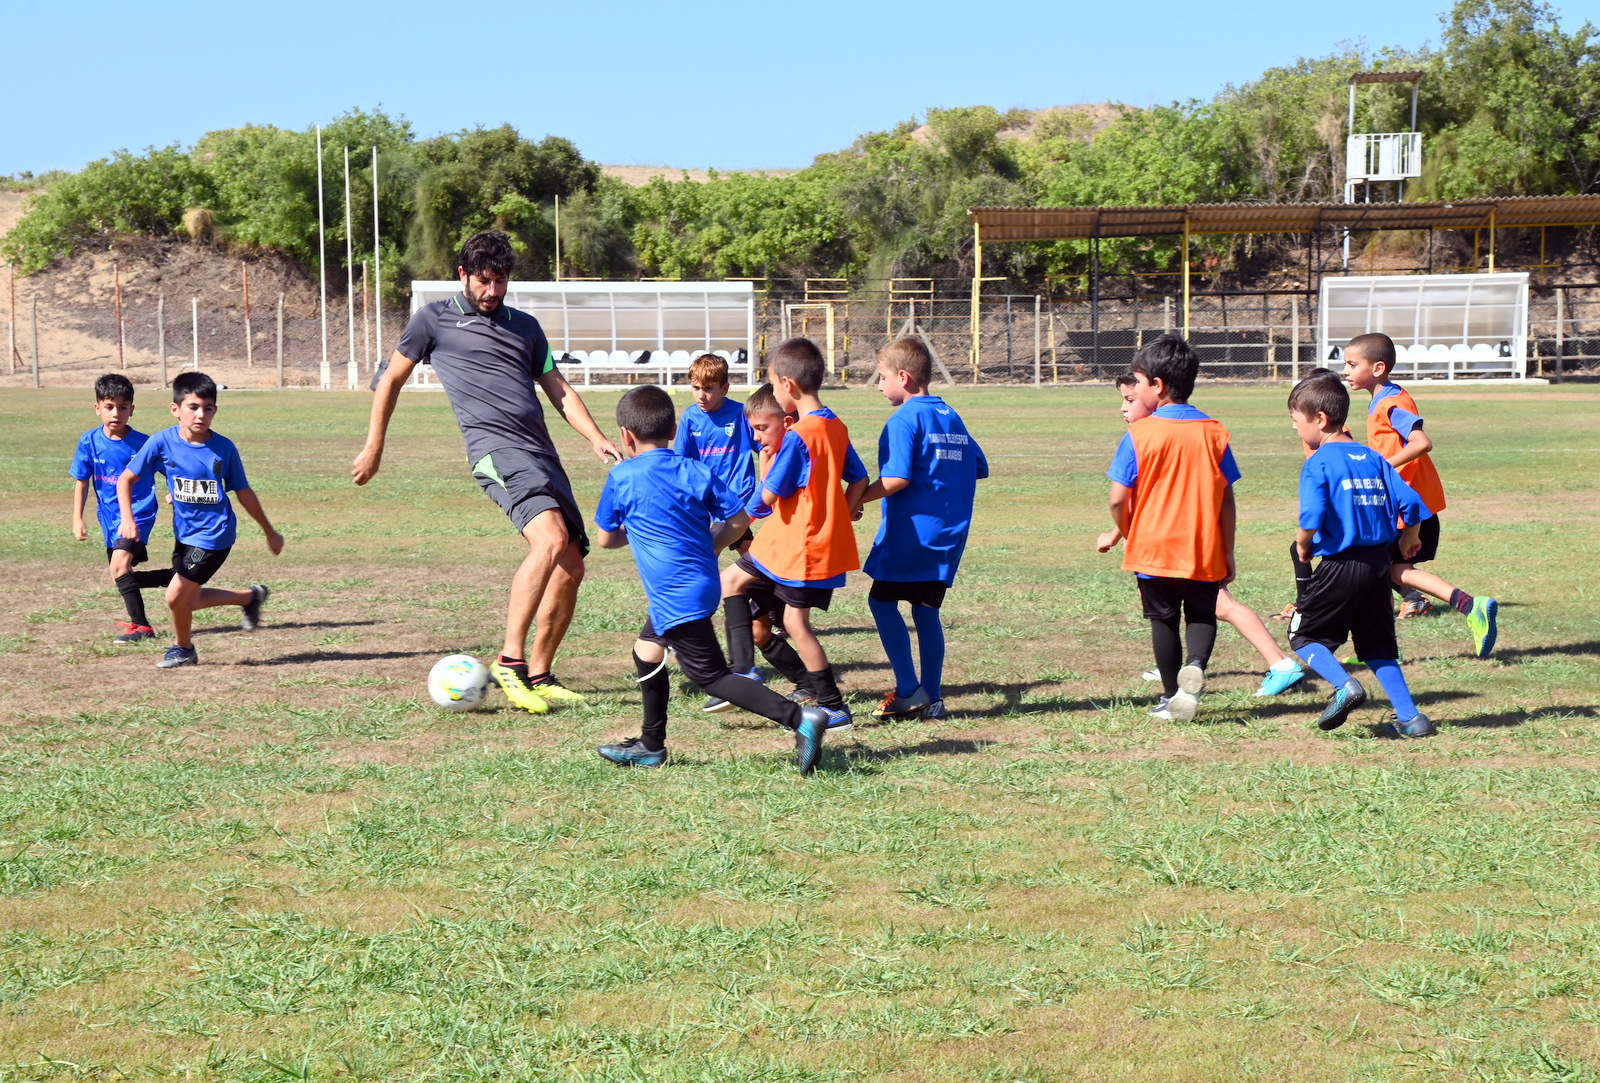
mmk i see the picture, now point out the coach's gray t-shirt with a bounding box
[396,295,561,466]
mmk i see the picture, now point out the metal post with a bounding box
[1048,297,1059,384]
[1004,294,1014,382]
[316,126,329,390]
[1033,294,1041,387]
[362,261,371,372]
[970,221,982,383]
[157,294,167,387]
[1090,237,1101,375]
[1163,295,1172,334]
[1291,296,1301,381]
[1554,288,1564,383]
[372,145,383,368]
[30,294,39,388]
[276,292,285,389]
[345,146,357,390]
[1181,218,1191,338]
[191,297,199,371]
[1488,209,1496,273]
[113,261,125,370]
[554,193,561,281]
[243,262,253,367]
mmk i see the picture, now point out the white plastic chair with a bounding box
[567,349,588,364]
[670,350,691,366]
[609,350,630,365]
[1469,342,1494,356]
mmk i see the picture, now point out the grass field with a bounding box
[2,382,1599,1082]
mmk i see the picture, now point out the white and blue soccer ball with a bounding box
[427,654,490,711]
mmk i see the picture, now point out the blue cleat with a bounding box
[1384,712,1437,739]
[794,707,828,775]
[157,645,199,669]
[598,737,667,768]
[1254,661,1307,697]
[1317,677,1368,731]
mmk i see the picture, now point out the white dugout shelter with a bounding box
[408,280,756,386]
[1319,273,1529,379]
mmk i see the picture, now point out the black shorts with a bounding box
[1289,544,1398,660]
[735,553,832,611]
[171,541,231,585]
[1389,514,1440,565]
[639,615,730,688]
[728,526,755,553]
[106,538,149,566]
[1137,576,1221,623]
[868,578,949,609]
[472,448,591,557]
[747,586,786,628]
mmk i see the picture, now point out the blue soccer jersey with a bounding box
[71,426,158,546]
[126,427,250,550]
[594,448,745,632]
[863,396,989,585]
[1299,441,1432,557]
[673,399,758,505]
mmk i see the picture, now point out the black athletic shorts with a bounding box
[171,541,231,585]
[472,447,591,557]
[1389,514,1440,566]
[639,615,731,688]
[1136,576,1221,623]
[106,538,149,565]
[868,578,949,609]
[747,585,787,628]
[1289,544,1398,660]
[734,553,832,611]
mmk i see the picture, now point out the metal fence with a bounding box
[5,274,1600,389]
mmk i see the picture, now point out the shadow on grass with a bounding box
[236,647,435,666]
[835,737,1000,769]
[1493,640,1600,662]
[194,619,381,637]
[1448,704,1600,729]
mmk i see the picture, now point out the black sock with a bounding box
[808,666,844,709]
[634,651,670,751]
[723,598,755,674]
[135,568,173,590]
[527,671,552,685]
[498,655,530,684]
[1290,540,1313,608]
[114,574,149,626]
[759,638,811,690]
[1151,617,1182,696]
[703,671,802,730]
[1184,619,1217,671]
[1449,588,1474,615]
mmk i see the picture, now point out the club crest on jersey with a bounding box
[173,477,221,503]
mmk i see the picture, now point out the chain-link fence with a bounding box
[5,274,1599,389]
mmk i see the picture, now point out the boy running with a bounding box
[70,374,172,643]
[1343,333,1498,657]
[722,338,868,730]
[118,372,283,669]
[1287,373,1435,737]
[1098,373,1305,697]
[1107,335,1238,722]
[853,336,988,722]
[592,386,832,773]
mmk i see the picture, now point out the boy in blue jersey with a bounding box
[852,337,988,722]
[1286,374,1435,738]
[674,352,759,537]
[70,374,172,643]
[118,372,284,669]
[592,385,831,773]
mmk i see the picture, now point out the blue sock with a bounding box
[869,595,919,697]
[1298,643,1351,688]
[912,604,945,701]
[1367,658,1418,721]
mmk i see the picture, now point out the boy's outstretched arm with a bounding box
[353,351,417,484]
[71,480,89,541]
[1220,487,1237,586]
[235,489,285,555]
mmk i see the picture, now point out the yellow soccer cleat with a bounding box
[490,661,550,715]
[529,674,588,706]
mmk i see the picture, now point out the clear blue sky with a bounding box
[3,0,1463,177]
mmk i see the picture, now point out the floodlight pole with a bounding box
[554,194,561,282]
[345,146,356,389]
[1181,216,1191,338]
[316,127,329,390]
[372,146,382,367]
[970,221,981,382]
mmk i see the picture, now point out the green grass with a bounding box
[1,384,1598,1081]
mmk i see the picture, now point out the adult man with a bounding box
[352,231,619,714]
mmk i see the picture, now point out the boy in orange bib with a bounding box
[1107,335,1239,722]
[722,338,869,731]
[1342,333,1498,658]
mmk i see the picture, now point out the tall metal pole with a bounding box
[372,146,383,367]
[970,221,981,383]
[317,126,329,390]
[1181,217,1191,338]
[113,261,125,370]
[362,261,371,372]
[276,293,285,389]
[191,297,199,371]
[1033,294,1042,388]
[157,294,166,387]
[345,146,357,389]
[554,193,561,281]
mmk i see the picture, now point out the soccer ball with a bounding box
[427,654,490,711]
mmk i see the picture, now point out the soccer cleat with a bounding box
[156,645,199,669]
[597,736,667,767]
[1385,712,1437,739]
[821,704,854,733]
[1398,595,1433,620]
[1149,695,1174,721]
[114,622,156,644]
[490,661,550,715]
[1166,663,1205,722]
[871,686,931,721]
[241,584,270,631]
[1316,677,1368,731]
[920,699,948,721]
[702,668,762,713]
[1268,603,1297,623]
[529,675,587,705]
[1140,669,1160,683]
[794,707,829,774]
[785,687,818,707]
[1254,661,1307,697]
[1467,597,1499,659]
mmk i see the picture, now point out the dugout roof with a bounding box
[967,195,1600,242]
